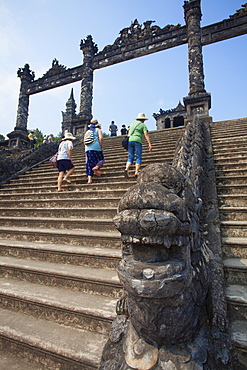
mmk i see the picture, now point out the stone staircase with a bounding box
[210,118,247,369]
[0,127,183,369]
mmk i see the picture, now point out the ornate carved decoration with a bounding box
[80,35,98,54]
[230,3,247,17]
[98,19,181,55]
[17,64,35,81]
[42,58,67,78]
[153,101,185,119]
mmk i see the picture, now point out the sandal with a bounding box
[124,169,129,178]
[87,181,93,184]
[63,177,71,183]
[134,171,140,179]
[92,167,101,176]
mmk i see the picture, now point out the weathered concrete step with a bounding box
[215,163,247,172]
[216,175,247,185]
[210,131,247,140]
[214,156,247,164]
[0,188,127,200]
[229,320,247,368]
[222,237,247,259]
[219,207,247,221]
[0,349,41,370]
[0,256,122,297]
[0,206,117,219]
[0,239,121,269]
[0,180,134,194]
[211,136,247,144]
[224,257,247,285]
[218,194,247,207]
[0,278,117,334]
[0,308,107,369]
[217,184,247,195]
[221,221,247,238]
[213,146,247,155]
[0,226,121,249]
[210,133,247,143]
[226,284,247,322]
[0,216,116,233]
[0,197,121,208]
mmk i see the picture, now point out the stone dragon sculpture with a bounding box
[99,117,232,369]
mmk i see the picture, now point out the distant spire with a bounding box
[70,88,74,100]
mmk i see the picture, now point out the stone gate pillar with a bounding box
[7,64,35,149]
[72,35,98,137]
[183,0,212,123]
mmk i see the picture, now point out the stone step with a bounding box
[220,221,247,238]
[0,206,117,219]
[215,168,247,177]
[0,239,121,269]
[224,257,247,285]
[0,277,117,334]
[219,207,247,222]
[222,237,247,259]
[210,133,247,143]
[226,284,247,322]
[0,188,127,200]
[0,239,121,270]
[213,146,247,155]
[217,184,247,195]
[0,308,106,369]
[0,256,122,298]
[210,130,247,139]
[216,175,247,185]
[0,181,135,194]
[0,196,121,208]
[211,135,246,147]
[7,154,174,183]
[218,194,247,208]
[0,216,116,233]
[214,156,247,164]
[0,226,121,248]
[0,349,41,370]
[229,320,247,369]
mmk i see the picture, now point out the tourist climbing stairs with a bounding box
[210,117,247,369]
[0,127,183,369]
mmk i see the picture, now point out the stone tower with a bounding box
[61,88,77,135]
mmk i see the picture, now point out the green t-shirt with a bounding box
[129,120,148,143]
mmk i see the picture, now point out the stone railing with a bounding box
[0,141,59,185]
[99,116,232,369]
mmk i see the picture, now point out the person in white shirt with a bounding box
[56,132,76,191]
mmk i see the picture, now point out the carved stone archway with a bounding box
[8,1,247,148]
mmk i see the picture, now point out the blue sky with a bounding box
[0,0,246,138]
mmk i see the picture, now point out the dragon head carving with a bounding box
[114,163,209,346]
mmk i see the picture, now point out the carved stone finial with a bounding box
[42,59,67,78]
[80,35,98,54]
[17,64,35,81]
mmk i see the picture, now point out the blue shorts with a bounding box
[127,141,142,164]
[57,159,74,172]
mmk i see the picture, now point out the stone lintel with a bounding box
[25,13,247,95]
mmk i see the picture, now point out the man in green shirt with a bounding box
[124,113,152,179]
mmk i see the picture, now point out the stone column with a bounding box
[183,0,211,123]
[8,64,35,148]
[73,35,98,137]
